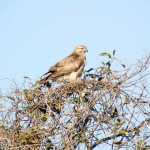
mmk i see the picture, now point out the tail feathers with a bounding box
[37,71,54,85]
[38,78,48,85]
[42,71,52,76]
[39,73,52,84]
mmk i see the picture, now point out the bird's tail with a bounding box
[38,78,48,85]
[38,72,52,85]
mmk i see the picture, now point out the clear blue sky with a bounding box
[0,0,150,93]
[0,1,150,149]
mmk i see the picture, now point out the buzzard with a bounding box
[38,45,88,85]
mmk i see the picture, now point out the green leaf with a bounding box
[113,50,116,56]
[85,92,91,95]
[73,98,80,102]
[24,76,31,80]
[121,64,126,68]
[29,139,37,144]
[113,141,122,145]
[43,113,50,118]
[86,68,94,72]
[119,129,127,135]
[108,54,111,58]
[115,120,125,126]
[7,96,15,101]
[100,52,108,56]
[98,76,103,81]
[100,52,111,58]
[88,74,96,78]
[46,143,51,150]
[106,61,111,67]
[46,139,53,150]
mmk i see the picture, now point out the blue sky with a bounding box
[0,1,150,149]
[0,0,150,93]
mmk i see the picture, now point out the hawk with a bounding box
[38,45,88,85]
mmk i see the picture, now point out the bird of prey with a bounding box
[38,45,88,85]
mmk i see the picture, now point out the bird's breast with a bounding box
[69,72,78,82]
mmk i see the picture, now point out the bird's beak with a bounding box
[86,49,88,52]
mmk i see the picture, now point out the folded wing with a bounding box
[38,53,85,84]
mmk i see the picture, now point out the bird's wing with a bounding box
[44,54,85,78]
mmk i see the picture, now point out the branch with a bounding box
[91,118,150,149]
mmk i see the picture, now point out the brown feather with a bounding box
[38,45,87,85]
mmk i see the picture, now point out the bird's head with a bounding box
[73,45,88,56]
